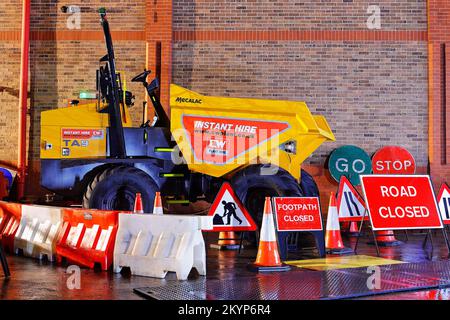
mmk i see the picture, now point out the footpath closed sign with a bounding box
[273,197,323,232]
[361,175,443,230]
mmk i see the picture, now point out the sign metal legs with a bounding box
[0,241,10,278]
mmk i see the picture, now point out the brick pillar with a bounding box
[146,0,172,117]
[428,0,450,187]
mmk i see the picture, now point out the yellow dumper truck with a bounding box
[40,9,335,230]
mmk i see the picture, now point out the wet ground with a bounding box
[1,230,450,300]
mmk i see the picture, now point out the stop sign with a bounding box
[372,146,416,174]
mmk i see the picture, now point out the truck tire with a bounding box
[83,165,159,213]
[300,169,319,197]
[231,165,303,231]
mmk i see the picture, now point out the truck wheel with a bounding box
[300,169,319,197]
[231,165,303,231]
[83,165,158,213]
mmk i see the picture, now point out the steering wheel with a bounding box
[131,69,151,83]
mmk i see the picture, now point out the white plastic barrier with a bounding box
[14,205,63,261]
[114,214,213,280]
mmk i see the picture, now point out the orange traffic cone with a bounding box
[210,231,241,250]
[248,197,290,272]
[344,221,360,237]
[133,193,144,213]
[325,192,353,254]
[369,230,402,247]
[153,192,163,215]
[341,221,359,236]
[349,221,359,234]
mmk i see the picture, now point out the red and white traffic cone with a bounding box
[325,192,353,254]
[248,197,290,272]
[369,230,402,247]
[210,231,241,250]
[133,193,144,213]
[343,221,360,237]
[153,192,163,215]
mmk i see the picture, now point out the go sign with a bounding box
[329,145,372,186]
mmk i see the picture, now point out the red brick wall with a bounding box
[428,0,450,188]
[171,0,432,201]
[0,1,147,195]
[0,41,21,169]
[0,0,448,202]
[173,41,428,166]
[173,0,427,31]
[146,0,173,110]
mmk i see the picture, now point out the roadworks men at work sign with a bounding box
[206,182,256,232]
[361,175,443,230]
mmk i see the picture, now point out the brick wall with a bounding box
[173,41,428,166]
[30,1,145,31]
[0,41,21,168]
[0,0,447,201]
[0,0,22,168]
[170,0,434,210]
[428,0,450,188]
[146,0,173,110]
[0,1,147,195]
[173,0,427,31]
[172,1,430,171]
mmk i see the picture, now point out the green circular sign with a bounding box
[328,145,372,186]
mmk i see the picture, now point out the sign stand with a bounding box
[423,229,450,258]
[0,240,10,277]
[278,231,325,260]
[404,230,409,241]
[354,207,450,259]
[444,230,450,256]
[422,230,434,259]
[354,209,381,256]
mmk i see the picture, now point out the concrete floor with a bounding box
[1,230,450,300]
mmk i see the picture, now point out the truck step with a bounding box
[154,147,175,153]
[166,199,191,205]
[160,173,185,178]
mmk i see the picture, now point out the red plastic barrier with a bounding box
[56,208,128,270]
[0,201,22,253]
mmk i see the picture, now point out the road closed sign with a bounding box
[361,175,443,230]
[372,146,416,174]
[273,197,323,232]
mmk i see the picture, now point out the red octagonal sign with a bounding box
[372,146,416,174]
